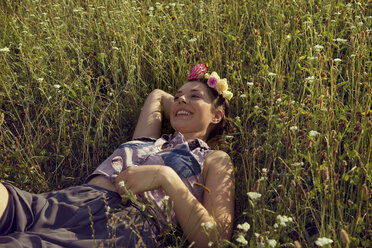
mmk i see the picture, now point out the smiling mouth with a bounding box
[176,110,192,117]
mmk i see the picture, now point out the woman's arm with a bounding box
[115,150,235,247]
[132,89,174,140]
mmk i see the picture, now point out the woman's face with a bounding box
[170,81,221,140]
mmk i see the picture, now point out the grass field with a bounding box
[0,0,371,247]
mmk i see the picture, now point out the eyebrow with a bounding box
[175,89,202,95]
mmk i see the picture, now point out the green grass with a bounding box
[0,0,371,247]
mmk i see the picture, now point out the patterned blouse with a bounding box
[85,132,211,228]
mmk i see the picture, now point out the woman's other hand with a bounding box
[114,165,170,204]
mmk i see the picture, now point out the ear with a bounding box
[211,109,224,124]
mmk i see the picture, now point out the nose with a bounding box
[177,95,186,104]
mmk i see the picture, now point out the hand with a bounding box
[114,165,168,204]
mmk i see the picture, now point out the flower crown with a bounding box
[187,64,233,100]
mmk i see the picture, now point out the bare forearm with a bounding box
[161,169,217,247]
[132,89,173,139]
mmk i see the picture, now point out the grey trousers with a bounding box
[0,183,160,248]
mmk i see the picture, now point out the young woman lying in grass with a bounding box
[0,64,235,248]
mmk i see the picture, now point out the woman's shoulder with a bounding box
[204,150,233,170]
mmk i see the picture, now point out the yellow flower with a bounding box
[216,78,228,94]
[222,90,233,100]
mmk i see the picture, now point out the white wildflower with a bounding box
[235,116,241,122]
[0,47,10,53]
[268,72,277,76]
[188,38,197,42]
[286,34,291,40]
[236,235,248,245]
[335,12,341,15]
[350,54,356,58]
[247,82,254,86]
[240,94,247,98]
[148,6,154,11]
[169,3,176,7]
[333,38,347,42]
[225,135,234,139]
[309,130,320,137]
[237,222,250,232]
[262,168,267,173]
[305,76,315,82]
[290,126,298,131]
[266,238,277,248]
[357,22,363,27]
[315,237,333,246]
[254,106,259,109]
[208,241,213,247]
[314,45,324,52]
[247,192,262,200]
[333,58,342,62]
[118,180,125,188]
[53,84,61,89]
[37,78,44,82]
[201,221,215,231]
[273,223,279,228]
[276,98,282,103]
[276,215,293,227]
[291,162,304,167]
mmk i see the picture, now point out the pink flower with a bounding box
[188,64,208,81]
[207,77,218,88]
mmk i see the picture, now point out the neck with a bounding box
[174,131,207,142]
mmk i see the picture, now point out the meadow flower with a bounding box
[291,162,304,167]
[309,130,320,137]
[118,180,125,188]
[276,98,282,103]
[247,82,254,86]
[268,72,277,76]
[333,58,342,62]
[290,126,298,131]
[305,76,315,82]
[188,38,197,42]
[0,47,10,53]
[53,84,61,89]
[236,235,248,245]
[314,45,324,52]
[240,94,247,98]
[276,215,293,227]
[315,237,333,246]
[148,6,154,11]
[247,192,262,200]
[266,238,277,248]
[37,78,44,82]
[237,222,250,232]
[332,38,347,42]
[254,106,259,109]
[201,221,215,231]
